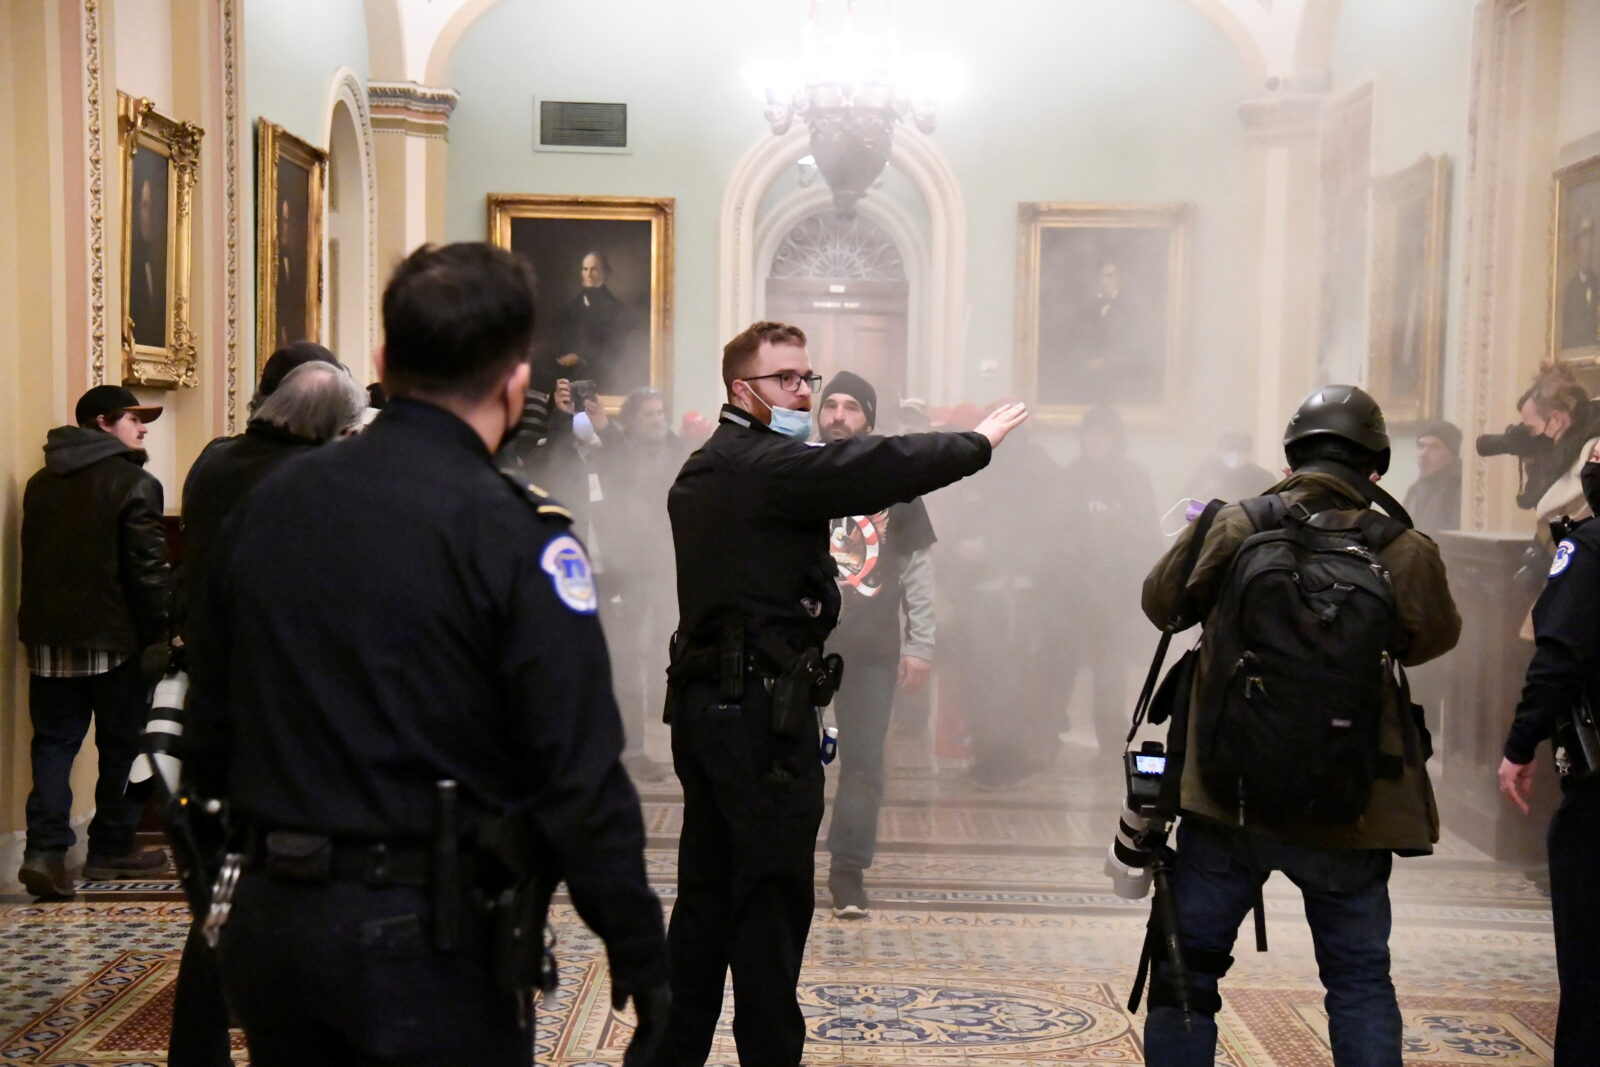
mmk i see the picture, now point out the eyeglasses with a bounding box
[742,371,822,394]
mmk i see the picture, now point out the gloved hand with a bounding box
[615,980,670,1067]
[139,641,174,684]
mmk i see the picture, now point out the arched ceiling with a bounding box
[367,0,1341,89]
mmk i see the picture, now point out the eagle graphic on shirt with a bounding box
[830,510,890,598]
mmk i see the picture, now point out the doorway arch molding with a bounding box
[720,126,966,402]
[753,187,931,398]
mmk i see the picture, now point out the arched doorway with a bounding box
[324,76,375,383]
[764,211,910,401]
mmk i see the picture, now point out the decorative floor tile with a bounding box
[0,765,1561,1065]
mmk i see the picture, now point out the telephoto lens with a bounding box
[1104,806,1160,900]
[1475,422,1548,458]
[126,671,188,802]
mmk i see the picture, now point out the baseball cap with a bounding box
[75,385,163,427]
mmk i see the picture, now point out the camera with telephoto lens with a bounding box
[1104,741,1172,900]
[1476,422,1550,459]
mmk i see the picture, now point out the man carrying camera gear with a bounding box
[1138,385,1460,1066]
[660,322,1027,1066]
[1497,443,1600,1066]
[186,243,667,1065]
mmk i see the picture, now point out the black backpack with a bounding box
[1196,495,1410,824]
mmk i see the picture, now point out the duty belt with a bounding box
[247,830,477,888]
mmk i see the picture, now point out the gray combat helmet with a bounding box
[1283,384,1391,475]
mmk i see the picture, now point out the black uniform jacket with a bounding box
[1507,517,1600,764]
[175,421,320,641]
[18,426,169,653]
[668,405,991,647]
[188,398,664,990]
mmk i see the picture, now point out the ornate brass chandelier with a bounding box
[752,0,944,215]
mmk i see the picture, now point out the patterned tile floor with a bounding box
[0,747,1559,1065]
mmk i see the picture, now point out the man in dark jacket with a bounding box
[659,322,1027,1065]
[1498,443,1600,1065]
[1403,421,1463,536]
[176,359,365,641]
[166,359,366,1067]
[1140,386,1460,1066]
[16,385,172,900]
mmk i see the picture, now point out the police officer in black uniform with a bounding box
[187,243,668,1065]
[658,321,1028,1065]
[1499,446,1600,1067]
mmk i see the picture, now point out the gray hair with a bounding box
[251,361,367,442]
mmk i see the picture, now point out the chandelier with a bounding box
[751,0,947,215]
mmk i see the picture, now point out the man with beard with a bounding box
[814,372,938,919]
[659,322,1027,1065]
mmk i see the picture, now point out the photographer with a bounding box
[1137,386,1459,1066]
[1478,363,1600,528]
[1497,440,1600,1065]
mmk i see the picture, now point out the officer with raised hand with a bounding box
[658,321,1027,1066]
[188,242,667,1066]
[1498,441,1600,1065]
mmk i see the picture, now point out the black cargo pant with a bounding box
[218,873,528,1066]
[659,675,824,1066]
[1550,777,1600,1066]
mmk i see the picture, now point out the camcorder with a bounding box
[1476,422,1553,459]
[1104,741,1173,901]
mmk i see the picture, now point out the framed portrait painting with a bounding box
[487,194,674,405]
[256,120,327,362]
[1015,202,1190,421]
[1551,153,1600,363]
[118,92,203,388]
[1367,154,1451,424]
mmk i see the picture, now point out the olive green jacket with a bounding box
[1142,471,1462,854]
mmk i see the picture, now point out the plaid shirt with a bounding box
[27,645,122,678]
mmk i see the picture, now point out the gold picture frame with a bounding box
[118,92,203,388]
[488,194,675,407]
[256,119,327,364]
[1367,154,1451,425]
[1550,152,1600,365]
[1014,202,1190,423]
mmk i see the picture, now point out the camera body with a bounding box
[1124,740,1169,819]
[1105,740,1175,900]
[569,379,598,409]
[1476,421,1550,459]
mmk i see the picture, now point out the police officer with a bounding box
[1498,442,1600,1066]
[187,243,668,1065]
[658,321,1028,1065]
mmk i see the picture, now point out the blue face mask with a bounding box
[746,387,813,441]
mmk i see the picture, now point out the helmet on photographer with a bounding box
[1283,384,1391,476]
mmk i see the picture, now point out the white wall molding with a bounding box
[325,67,379,372]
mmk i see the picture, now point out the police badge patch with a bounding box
[541,535,598,614]
[1551,539,1577,578]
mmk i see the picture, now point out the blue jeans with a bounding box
[24,657,149,857]
[1144,818,1400,1067]
[825,661,899,873]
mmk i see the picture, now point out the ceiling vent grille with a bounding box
[537,100,628,152]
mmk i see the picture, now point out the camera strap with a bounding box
[1126,499,1225,744]
[1297,459,1415,529]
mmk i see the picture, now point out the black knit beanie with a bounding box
[819,371,878,430]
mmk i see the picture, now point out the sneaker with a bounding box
[17,853,75,901]
[82,848,167,880]
[829,868,869,919]
[622,754,673,783]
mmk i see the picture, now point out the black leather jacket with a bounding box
[18,426,171,653]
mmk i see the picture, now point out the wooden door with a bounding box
[765,278,909,401]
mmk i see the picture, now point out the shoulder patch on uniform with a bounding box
[1551,539,1577,578]
[541,535,598,614]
